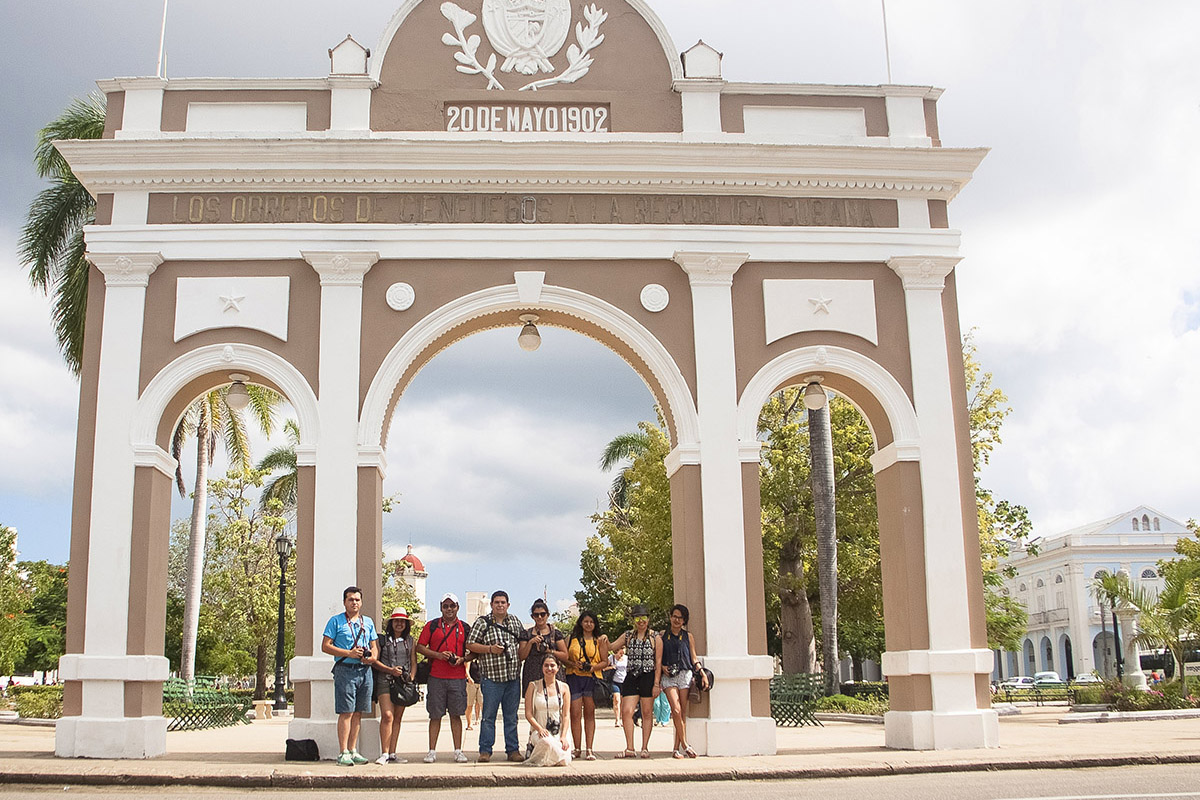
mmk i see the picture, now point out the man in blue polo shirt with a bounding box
[322,586,379,766]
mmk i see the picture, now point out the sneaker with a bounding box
[507,751,525,763]
[350,750,368,765]
[389,754,407,764]
[375,754,390,766]
[454,749,469,763]
[423,750,437,764]
[336,751,355,767]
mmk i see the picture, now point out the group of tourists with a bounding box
[320,587,710,767]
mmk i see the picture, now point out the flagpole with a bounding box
[157,0,170,78]
[880,0,893,84]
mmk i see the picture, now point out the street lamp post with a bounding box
[273,532,294,712]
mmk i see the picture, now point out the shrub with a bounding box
[1071,686,1108,705]
[814,693,889,716]
[840,681,888,698]
[13,685,63,719]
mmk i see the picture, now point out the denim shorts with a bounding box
[333,662,373,714]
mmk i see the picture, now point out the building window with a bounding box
[1055,575,1064,584]
[1141,568,1157,579]
[1036,578,1045,588]
[1142,514,1151,530]
[1154,518,1161,531]
[1019,583,1027,592]
[1132,518,1140,531]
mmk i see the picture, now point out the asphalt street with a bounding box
[2,764,1199,799]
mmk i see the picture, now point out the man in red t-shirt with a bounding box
[416,592,472,763]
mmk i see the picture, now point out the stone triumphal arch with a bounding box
[56,0,993,759]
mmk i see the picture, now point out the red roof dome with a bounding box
[401,544,425,573]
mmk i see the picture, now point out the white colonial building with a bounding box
[994,505,1192,681]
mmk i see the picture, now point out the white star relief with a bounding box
[219,290,246,313]
[809,296,834,315]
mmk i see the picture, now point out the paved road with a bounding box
[3,764,1199,799]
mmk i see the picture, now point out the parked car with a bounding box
[998,676,1035,690]
[1033,671,1066,687]
[1071,674,1102,684]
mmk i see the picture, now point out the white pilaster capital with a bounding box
[869,440,922,473]
[674,251,750,288]
[882,648,994,678]
[89,252,164,287]
[289,655,336,682]
[58,654,170,682]
[358,446,388,475]
[132,444,178,479]
[887,256,962,292]
[326,76,379,90]
[295,444,318,467]
[738,440,764,463]
[303,251,379,286]
[673,78,728,93]
[664,443,701,477]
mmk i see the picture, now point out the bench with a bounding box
[252,700,274,719]
[770,673,824,727]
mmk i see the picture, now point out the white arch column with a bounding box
[674,252,776,757]
[882,256,997,750]
[56,252,170,759]
[288,251,379,757]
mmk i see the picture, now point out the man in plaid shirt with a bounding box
[466,590,526,762]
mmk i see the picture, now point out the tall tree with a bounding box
[19,94,105,375]
[14,561,69,674]
[808,395,840,695]
[172,386,279,683]
[0,526,27,675]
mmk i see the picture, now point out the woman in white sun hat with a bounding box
[374,608,418,764]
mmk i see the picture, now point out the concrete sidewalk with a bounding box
[2,707,1198,788]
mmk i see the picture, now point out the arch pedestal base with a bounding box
[289,674,383,761]
[688,717,777,757]
[55,716,167,759]
[884,709,999,751]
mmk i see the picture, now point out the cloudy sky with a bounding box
[2,1,1198,618]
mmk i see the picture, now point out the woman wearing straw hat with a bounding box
[374,608,418,764]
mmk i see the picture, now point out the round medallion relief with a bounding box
[640,284,670,313]
[386,283,416,312]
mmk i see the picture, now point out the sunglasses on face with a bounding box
[532,611,549,618]
[441,603,457,608]
[634,616,649,622]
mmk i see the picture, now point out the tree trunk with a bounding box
[255,642,269,701]
[181,405,210,684]
[1099,609,1109,678]
[809,403,839,696]
[779,531,816,673]
[852,653,864,682]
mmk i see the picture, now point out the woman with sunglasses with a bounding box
[602,604,661,758]
[564,610,606,760]
[661,604,708,758]
[518,599,568,695]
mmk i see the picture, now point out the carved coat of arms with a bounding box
[440,0,607,91]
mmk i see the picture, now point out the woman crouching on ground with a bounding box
[524,656,573,766]
[602,604,661,758]
[564,610,606,760]
[661,604,708,758]
[374,608,417,764]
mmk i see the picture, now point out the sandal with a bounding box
[685,746,698,758]
[584,750,597,761]
[572,748,581,759]
[673,748,686,759]
[639,749,650,759]
[616,749,636,759]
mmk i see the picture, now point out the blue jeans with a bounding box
[479,677,521,754]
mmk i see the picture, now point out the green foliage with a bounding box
[812,693,889,716]
[1081,679,1200,712]
[579,419,674,633]
[985,589,1030,653]
[19,94,106,375]
[13,560,69,673]
[0,526,27,675]
[12,685,63,719]
[381,556,425,629]
[165,470,293,696]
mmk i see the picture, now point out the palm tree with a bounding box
[257,419,301,516]
[1091,570,1128,679]
[599,428,653,509]
[1121,562,1200,696]
[807,398,839,696]
[19,94,106,375]
[172,385,279,683]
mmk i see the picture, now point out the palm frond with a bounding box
[49,234,91,374]
[220,401,251,469]
[19,178,95,293]
[599,431,651,472]
[245,384,280,437]
[283,418,300,445]
[33,93,106,180]
[256,444,297,473]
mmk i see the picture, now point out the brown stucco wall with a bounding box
[721,95,888,136]
[295,465,317,660]
[102,92,125,139]
[742,462,772,719]
[888,674,932,713]
[359,259,697,444]
[371,0,682,132]
[94,195,114,226]
[160,90,332,132]
[138,260,321,398]
[731,262,915,406]
[126,467,171,660]
[928,200,949,229]
[923,99,941,147]
[943,271,989,653]
[358,467,384,625]
[875,461,929,654]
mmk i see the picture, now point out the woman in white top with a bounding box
[608,646,627,726]
[524,656,573,766]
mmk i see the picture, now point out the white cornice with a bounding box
[97,77,332,92]
[57,139,987,200]
[722,82,943,100]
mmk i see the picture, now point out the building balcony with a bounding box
[1028,608,1070,626]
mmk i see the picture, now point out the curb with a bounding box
[1060,709,1200,725]
[2,753,1200,789]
